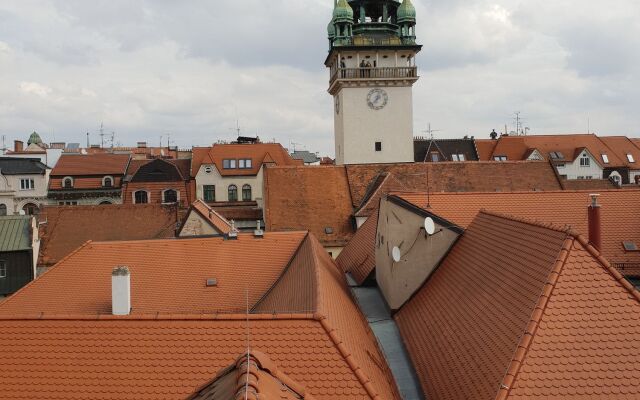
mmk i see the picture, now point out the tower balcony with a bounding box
[329,66,418,85]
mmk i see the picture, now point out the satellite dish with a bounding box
[424,217,436,235]
[392,246,401,263]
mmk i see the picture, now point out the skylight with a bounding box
[601,154,609,164]
[623,241,638,251]
[627,154,635,163]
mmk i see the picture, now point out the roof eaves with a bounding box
[387,194,465,235]
[495,235,574,400]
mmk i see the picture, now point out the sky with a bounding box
[0,0,638,156]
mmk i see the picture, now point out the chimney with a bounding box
[14,140,23,152]
[112,266,131,316]
[588,194,602,252]
[254,220,264,238]
[227,220,239,240]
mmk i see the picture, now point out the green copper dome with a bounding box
[333,0,353,22]
[27,131,43,145]
[327,19,336,38]
[397,0,416,22]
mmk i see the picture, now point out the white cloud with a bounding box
[19,82,52,98]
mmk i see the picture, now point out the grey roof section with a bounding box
[349,278,424,400]
[414,138,479,162]
[290,150,320,163]
[0,216,32,252]
[0,157,48,175]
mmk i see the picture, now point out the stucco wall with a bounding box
[179,211,221,237]
[195,164,263,205]
[376,198,460,311]
[0,171,49,214]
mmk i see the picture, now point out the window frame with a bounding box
[375,142,382,152]
[162,189,178,204]
[0,260,6,279]
[102,176,114,188]
[63,177,74,188]
[223,159,237,169]
[430,152,439,162]
[494,155,507,161]
[203,185,216,202]
[580,154,590,167]
[134,190,149,204]
[0,204,6,216]
[627,154,635,163]
[228,184,238,202]
[601,154,609,164]
[242,184,252,201]
[20,178,35,190]
[238,159,253,169]
[452,154,465,162]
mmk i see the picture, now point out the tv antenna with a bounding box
[513,112,527,136]
[230,119,242,138]
[290,141,303,152]
[99,122,106,148]
[422,123,441,139]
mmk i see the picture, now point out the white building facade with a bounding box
[0,158,50,216]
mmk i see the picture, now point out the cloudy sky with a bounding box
[0,0,638,155]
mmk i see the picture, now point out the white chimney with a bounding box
[254,220,264,238]
[112,266,131,316]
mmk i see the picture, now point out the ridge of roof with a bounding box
[477,209,577,236]
[390,188,640,196]
[0,313,318,321]
[495,235,574,399]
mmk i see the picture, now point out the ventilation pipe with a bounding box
[112,266,131,316]
[588,194,602,252]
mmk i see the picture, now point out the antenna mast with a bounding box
[99,122,105,148]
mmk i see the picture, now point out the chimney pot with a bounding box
[14,140,23,152]
[588,194,602,251]
[112,266,131,315]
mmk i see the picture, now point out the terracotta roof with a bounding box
[0,232,400,400]
[181,200,232,235]
[38,204,179,267]
[187,351,312,400]
[345,161,562,209]
[126,158,191,180]
[600,136,640,168]
[393,189,640,269]
[6,232,306,315]
[190,143,301,177]
[354,173,406,218]
[48,176,124,190]
[488,134,623,165]
[265,162,561,247]
[264,166,355,247]
[51,153,131,176]
[395,211,640,400]
[474,139,498,161]
[336,208,378,285]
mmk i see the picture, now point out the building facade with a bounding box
[122,158,192,207]
[327,0,421,165]
[0,158,49,215]
[0,216,39,296]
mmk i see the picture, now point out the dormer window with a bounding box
[627,154,635,163]
[601,154,609,164]
[494,156,507,161]
[63,177,74,188]
[451,154,465,161]
[223,159,236,169]
[238,159,252,169]
[430,152,439,162]
[580,154,590,167]
[102,176,113,188]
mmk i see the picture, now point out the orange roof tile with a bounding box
[264,166,355,247]
[181,200,232,235]
[336,208,378,285]
[48,176,124,190]
[395,211,640,400]
[354,173,406,218]
[38,204,178,268]
[0,232,399,400]
[393,189,640,269]
[5,232,306,315]
[190,143,300,178]
[474,139,498,161]
[51,153,131,176]
[600,136,640,168]
[187,351,312,400]
[488,134,623,165]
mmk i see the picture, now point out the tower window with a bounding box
[375,142,382,152]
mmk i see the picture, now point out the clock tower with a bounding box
[326,0,421,165]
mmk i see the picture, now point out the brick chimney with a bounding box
[588,194,602,252]
[14,140,23,152]
[112,266,131,315]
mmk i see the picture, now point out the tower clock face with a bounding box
[367,88,388,110]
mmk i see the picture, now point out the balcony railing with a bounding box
[330,67,417,83]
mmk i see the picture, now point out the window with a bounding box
[430,153,439,162]
[20,179,35,190]
[580,154,590,167]
[0,204,6,216]
[203,185,216,202]
[239,159,253,169]
[204,166,213,174]
[375,142,382,152]
[556,164,566,168]
[627,154,635,163]
[623,241,638,251]
[22,203,39,215]
[228,185,238,202]
[602,154,609,164]
[494,156,507,161]
[242,184,252,201]
[134,191,149,204]
[223,159,237,169]
[102,176,113,187]
[58,201,78,206]
[577,176,585,179]
[63,177,73,188]
[585,176,593,180]
[163,189,178,204]
[452,154,465,162]
[99,201,112,205]
[0,260,6,279]
[549,151,565,160]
